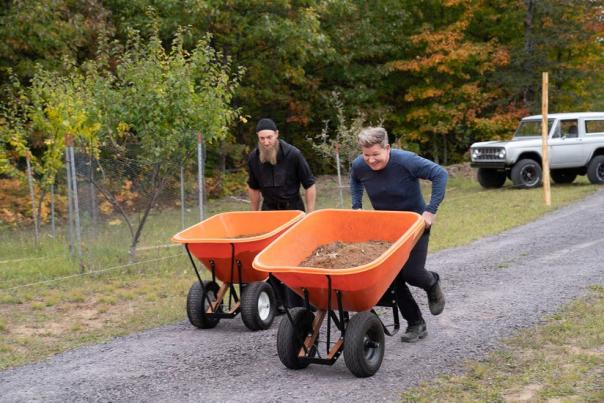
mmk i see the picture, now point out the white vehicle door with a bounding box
[549,119,585,168]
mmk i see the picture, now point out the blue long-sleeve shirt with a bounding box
[350,149,448,214]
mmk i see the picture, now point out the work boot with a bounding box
[400,321,427,343]
[427,272,445,316]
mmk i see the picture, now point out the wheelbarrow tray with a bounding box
[253,209,425,311]
[172,210,305,283]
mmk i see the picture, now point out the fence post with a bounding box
[89,153,97,232]
[335,143,344,208]
[67,135,83,266]
[50,182,56,237]
[197,131,204,221]
[65,139,74,256]
[180,164,185,229]
[26,154,39,245]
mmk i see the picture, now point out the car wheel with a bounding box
[477,168,506,189]
[551,170,577,184]
[587,156,604,184]
[511,159,542,189]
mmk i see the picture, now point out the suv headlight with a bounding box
[471,149,481,160]
[498,149,506,159]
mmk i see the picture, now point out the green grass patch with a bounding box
[401,286,604,402]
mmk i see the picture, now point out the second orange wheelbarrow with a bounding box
[253,209,425,377]
[172,210,304,331]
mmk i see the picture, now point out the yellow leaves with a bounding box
[116,122,130,137]
[405,87,446,102]
[99,200,114,216]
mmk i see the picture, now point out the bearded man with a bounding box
[247,118,316,212]
[247,118,316,310]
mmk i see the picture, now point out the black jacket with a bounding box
[247,140,315,209]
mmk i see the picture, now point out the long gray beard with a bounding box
[259,142,279,165]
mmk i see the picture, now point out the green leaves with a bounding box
[98,27,241,163]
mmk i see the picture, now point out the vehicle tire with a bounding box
[477,168,506,189]
[277,307,315,370]
[587,156,604,184]
[343,311,385,378]
[187,280,220,329]
[551,170,577,184]
[511,159,542,189]
[241,281,276,331]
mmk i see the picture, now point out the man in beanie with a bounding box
[247,118,316,309]
[247,118,316,211]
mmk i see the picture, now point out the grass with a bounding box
[400,285,604,402]
[0,172,601,379]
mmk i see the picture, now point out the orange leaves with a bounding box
[404,86,446,102]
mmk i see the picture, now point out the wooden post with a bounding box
[541,72,551,206]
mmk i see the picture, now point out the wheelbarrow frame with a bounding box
[184,242,244,320]
[282,274,401,368]
[253,209,426,376]
[174,210,305,330]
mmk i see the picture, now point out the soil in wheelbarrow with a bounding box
[231,232,266,239]
[299,241,392,269]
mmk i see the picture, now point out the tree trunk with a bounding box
[523,0,536,108]
[128,163,165,263]
[432,135,440,164]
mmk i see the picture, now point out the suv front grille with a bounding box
[472,147,504,161]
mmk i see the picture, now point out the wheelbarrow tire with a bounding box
[187,281,220,329]
[344,311,385,378]
[277,307,314,370]
[241,281,276,331]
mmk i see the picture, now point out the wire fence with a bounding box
[1,138,214,270]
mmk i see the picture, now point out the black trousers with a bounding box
[261,196,305,211]
[267,275,304,308]
[262,195,305,308]
[393,230,437,326]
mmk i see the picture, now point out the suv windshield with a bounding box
[514,119,554,138]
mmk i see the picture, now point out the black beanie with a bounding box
[256,118,278,132]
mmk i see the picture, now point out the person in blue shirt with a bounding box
[350,127,447,342]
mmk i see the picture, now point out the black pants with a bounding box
[394,230,437,326]
[262,195,305,308]
[261,196,305,212]
[267,275,304,308]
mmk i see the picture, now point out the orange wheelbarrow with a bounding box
[172,210,304,331]
[253,209,425,377]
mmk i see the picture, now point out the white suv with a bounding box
[470,112,604,188]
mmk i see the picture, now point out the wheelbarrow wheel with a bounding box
[344,311,385,378]
[186,281,220,329]
[241,281,276,331]
[277,307,315,370]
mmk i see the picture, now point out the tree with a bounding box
[0,0,112,86]
[384,0,512,163]
[92,26,241,261]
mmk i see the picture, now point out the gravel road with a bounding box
[2,189,603,402]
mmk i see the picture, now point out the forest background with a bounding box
[1,0,603,229]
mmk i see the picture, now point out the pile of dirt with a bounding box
[300,240,392,269]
